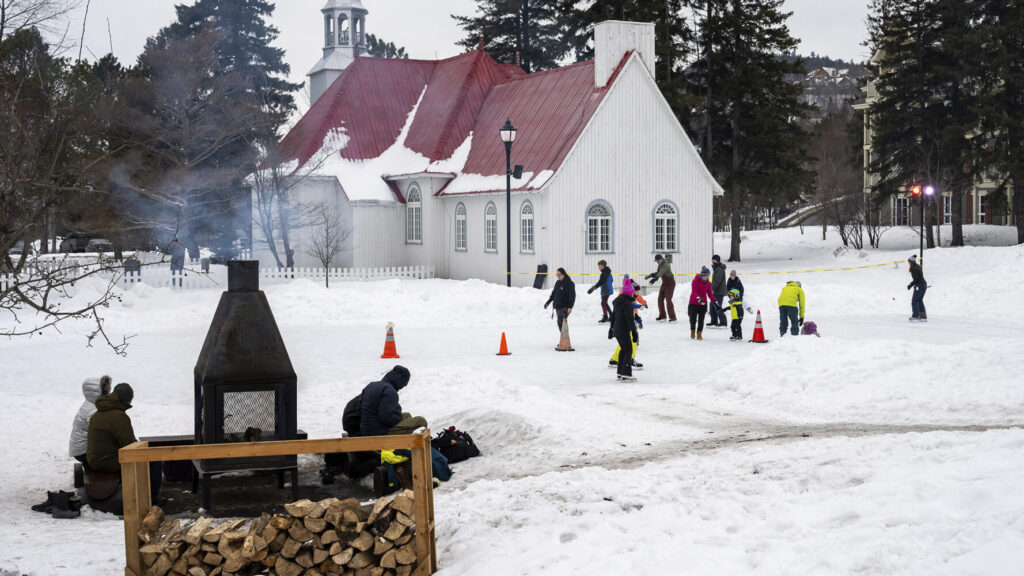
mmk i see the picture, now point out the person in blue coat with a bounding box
[359,365,426,436]
[587,260,613,323]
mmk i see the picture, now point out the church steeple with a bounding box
[308,0,368,104]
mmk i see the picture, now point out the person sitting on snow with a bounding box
[70,375,111,464]
[87,383,162,502]
[359,365,427,436]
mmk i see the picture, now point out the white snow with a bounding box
[528,169,555,189]
[2,226,1023,575]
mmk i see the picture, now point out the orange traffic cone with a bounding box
[381,322,400,358]
[496,332,511,356]
[555,320,574,352]
[749,310,768,344]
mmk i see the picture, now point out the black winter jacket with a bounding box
[359,366,411,437]
[609,293,637,340]
[727,277,744,298]
[545,276,577,309]
[908,263,926,289]
[342,394,362,437]
[711,262,727,296]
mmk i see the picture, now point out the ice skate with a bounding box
[617,374,637,382]
[631,360,644,370]
[608,360,618,368]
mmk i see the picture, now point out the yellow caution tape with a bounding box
[504,260,907,277]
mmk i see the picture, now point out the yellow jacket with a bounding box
[777,281,805,316]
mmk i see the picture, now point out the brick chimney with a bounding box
[593,20,656,88]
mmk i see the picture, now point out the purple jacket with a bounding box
[689,275,714,306]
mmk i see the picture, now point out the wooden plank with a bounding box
[122,455,152,575]
[410,431,432,574]
[119,435,420,463]
[423,432,437,572]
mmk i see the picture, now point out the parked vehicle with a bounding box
[60,233,92,253]
[86,239,114,253]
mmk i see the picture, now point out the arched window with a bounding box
[484,203,498,253]
[338,15,350,45]
[406,185,422,244]
[455,203,467,251]
[520,201,535,253]
[324,15,335,47]
[654,202,678,252]
[586,201,612,253]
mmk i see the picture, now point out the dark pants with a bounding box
[688,303,707,332]
[657,276,677,321]
[73,454,88,464]
[709,294,727,325]
[149,461,163,502]
[615,333,633,376]
[779,305,799,336]
[601,294,610,319]
[731,318,743,339]
[556,308,570,331]
[912,285,927,318]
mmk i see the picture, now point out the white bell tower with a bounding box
[308,0,368,104]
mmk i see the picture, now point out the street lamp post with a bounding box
[499,119,517,288]
[923,185,935,264]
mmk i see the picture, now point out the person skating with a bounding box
[727,270,744,299]
[69,375,111,464]
[359,365,427,436]
[587,260,614,323]
[544,268,576,333]
[688,267,715,340]
[646,254,676,323]
[610,280,646,370]
[728,289,745,341]
[907,255,927,322]
[709,255,728,327]
[777,280,806,336]
[608,277,639,381]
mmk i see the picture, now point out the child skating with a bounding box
[608,276,639,381]
[728,288,745,341]
[610,280,646,370]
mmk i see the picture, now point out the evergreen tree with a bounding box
[691,0,813,261]
[978,0,1024,243]
[365,33,408,59]
[569,0,695,123]
[453,0,575,73]
[866,0,987,247]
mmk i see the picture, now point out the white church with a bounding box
[253,0,723,287]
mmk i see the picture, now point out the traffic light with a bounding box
[911,185,922,196]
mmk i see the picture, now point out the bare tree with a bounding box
[305,202,351,288]
[0,0,78,42]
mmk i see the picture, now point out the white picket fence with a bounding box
[2,264,435,293]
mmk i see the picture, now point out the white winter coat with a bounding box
[69,378,104,457]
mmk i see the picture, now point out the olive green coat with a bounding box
[86,393,137,472]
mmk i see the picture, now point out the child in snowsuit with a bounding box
[610,281,646,369]
[608,277,638,381]
[587,260,613,323]
[728,289,745,341]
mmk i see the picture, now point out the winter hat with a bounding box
[729,269,737,278]
[654,254,663,262]
[712,254,721,263]
[622,276,635,295]
[113,383,134,409]
[908,255,917,263]
[700,266,710,277]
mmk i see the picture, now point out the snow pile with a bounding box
[1,227,1022,575]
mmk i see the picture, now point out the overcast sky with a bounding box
[62,0,871,88]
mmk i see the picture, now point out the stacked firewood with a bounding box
[137,491,419,576]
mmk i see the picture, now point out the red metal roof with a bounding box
[277,50,631,195]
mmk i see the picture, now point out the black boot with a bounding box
[51,490,81,519]
[31,491,57,513]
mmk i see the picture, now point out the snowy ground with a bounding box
[2,226,1023,575]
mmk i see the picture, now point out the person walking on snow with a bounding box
[907,255,927,322]
[728,289,745,341]
[609,276,639,381]
[709,255,728,327]
[587,260,613,323]
[778,280,806,336]
[610,280,646,370]
[544,267,576,332]
[646,254,677,323]
[688,267,715,340]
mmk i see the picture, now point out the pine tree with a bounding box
[365,33,408,59]
[453,0,575,73]
[691,0,813,261]
[570,0,695,123]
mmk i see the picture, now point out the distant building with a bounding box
[252,8,723,285]
[790,64,869,122]
[853,52,1015,228]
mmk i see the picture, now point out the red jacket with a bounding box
[689,275,714,306]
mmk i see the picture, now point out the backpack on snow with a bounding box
[431,427,481,464]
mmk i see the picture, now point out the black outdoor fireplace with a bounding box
[194,261,297,474]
